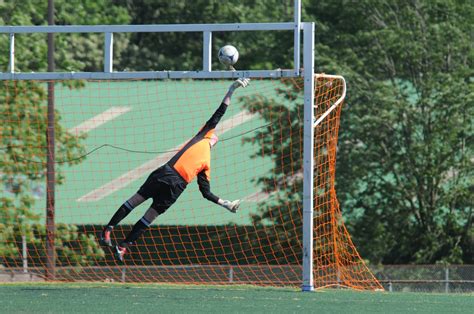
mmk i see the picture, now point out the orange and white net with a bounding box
[0,75,381,290]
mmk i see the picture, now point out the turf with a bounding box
[0,283,472,313]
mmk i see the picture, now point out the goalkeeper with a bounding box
[100,78,250,262]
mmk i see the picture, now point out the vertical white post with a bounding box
[121,267,126,282]
[22,235,28,273]
[302,22,315,292]
[203,31,212,71]
[9,33,15,73]
[229,266,234,283]
[293,0,301,75]
[104,32,114,73]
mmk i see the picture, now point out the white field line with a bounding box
[242,171,303,203]
[69,106,131,135]
[243,191,271,203]
[77,110,256,202]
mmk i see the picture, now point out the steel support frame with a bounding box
[302,22,315,292]
[1,2,321,293]
[0,22,303,80]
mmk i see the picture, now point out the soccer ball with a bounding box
[218,45,239,66]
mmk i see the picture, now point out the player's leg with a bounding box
[106,168,162,232]
[100,193,146,247]
[106,193,146,228]
[114,206,162,262]
[113,169,186,261]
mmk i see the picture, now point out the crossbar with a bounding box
[0,21,307,80]
[0,23,299,34]
[0,70,298,81]
[0,2,304,79]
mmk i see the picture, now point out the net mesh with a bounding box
[0,75,381,290]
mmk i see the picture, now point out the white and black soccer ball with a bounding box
[218,45,239,66]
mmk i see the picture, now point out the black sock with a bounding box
[120,220,148,247]
[106,202,134,228]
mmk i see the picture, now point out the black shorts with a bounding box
[137,164,187,214]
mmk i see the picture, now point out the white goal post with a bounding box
[0,0,347,292]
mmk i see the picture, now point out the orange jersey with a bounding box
[167,103,227,184]
[172,139,211,183]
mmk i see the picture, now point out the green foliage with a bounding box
[114,0,297,71]
[0,0,129,266]
[0,0,131,72]
[308,0,473,264]
[0,80,90,263]
[239,0,473,265]
[0,222,104,267]
[0,0,472,267]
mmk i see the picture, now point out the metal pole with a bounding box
[121,267,126,282]
[22,235,27,273]
[203,31,212,71]
[104,32,114,73]
[302,22,315,292]
[293,0,301,75]
[229,266,234,283]
[46,0,56,281]
[9,33,14,73]
[0,23,297,34]
[445,267,449,293]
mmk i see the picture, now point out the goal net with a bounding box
[0,75,381,290]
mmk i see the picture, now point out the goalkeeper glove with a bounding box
[229,78,250,92]
[218,199,241,213]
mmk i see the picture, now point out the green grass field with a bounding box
[0,283,472,313]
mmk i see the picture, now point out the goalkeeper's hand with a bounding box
[218,199,241,213]
[229,78,250,92]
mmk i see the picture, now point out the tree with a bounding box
[0,0,131,267]
[0,0,130,72]
[114,0,298,71]
[239,78,305,264]
[312,0,472,264]
[242,0,473,265]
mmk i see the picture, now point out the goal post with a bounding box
[0,3,382,291]
[302,22,315,292]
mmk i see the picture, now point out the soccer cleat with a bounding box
[114,245,127,262]
[99,227,113,247]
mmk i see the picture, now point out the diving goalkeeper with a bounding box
[100,78,250,262]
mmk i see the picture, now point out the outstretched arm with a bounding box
[222,78,251,106]
[197,171,241,213]
[197,171,219,204]
[203,78,251,131]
